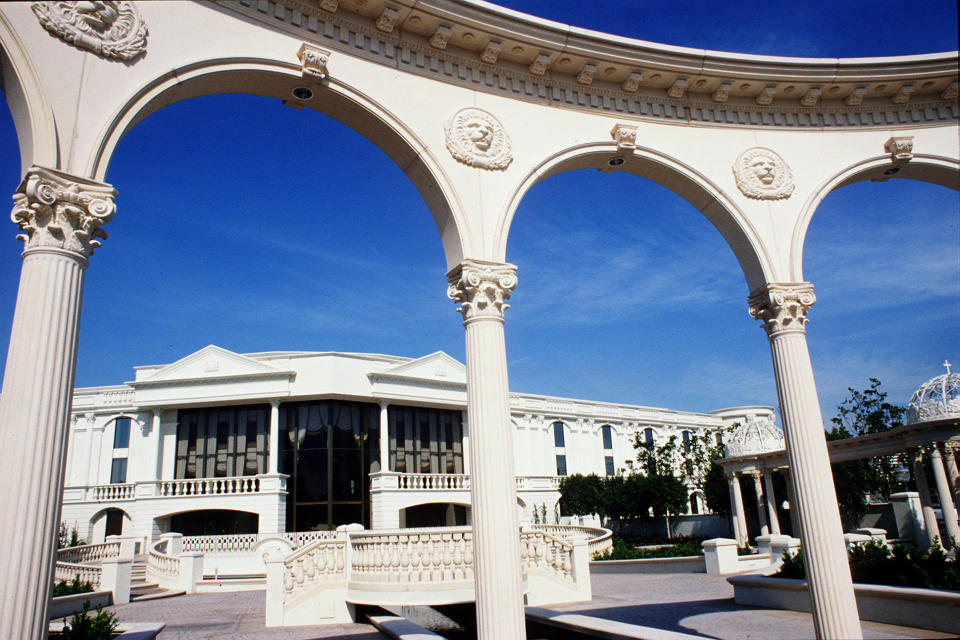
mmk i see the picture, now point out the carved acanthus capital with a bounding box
[611,124,638,151]
[447,260,518,322]
[748,283,816,337]
[11,166,116,259]
[884,136,914,163]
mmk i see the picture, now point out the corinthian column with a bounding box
[447,259,524,640]
[751,471,770,536]
[929,444,960,545]
[944,441,960,510]
[0,166,116,640]
[749,283,861,640]
[727,472,748,545]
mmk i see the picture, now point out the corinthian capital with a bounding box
[11,166,116,260]
[446,260,518,322]
[748,283,816,337]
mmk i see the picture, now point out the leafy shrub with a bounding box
[593,536,704,560]
[53,575,94,597]
[737,545,754,556]
[59,600,118,640]
[775,540,960,590]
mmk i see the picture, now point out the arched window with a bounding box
[682,430,691,454]
[601,425,613,450]
[689,493,700,514]
[644,427,654,444]
[552,421,565,448]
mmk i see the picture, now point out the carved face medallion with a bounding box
[444,108,512,170]
[733,147,794,200]
[32,1,148,61]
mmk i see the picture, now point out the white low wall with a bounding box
[728,574,960,635]
[49,591,112,620]
[590,556,706,574]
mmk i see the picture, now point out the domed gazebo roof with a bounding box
[905,361,960,425]
[725,415,785,458]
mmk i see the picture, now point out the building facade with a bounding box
[60,344,772,545]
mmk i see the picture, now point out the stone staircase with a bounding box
[129,555,185,602]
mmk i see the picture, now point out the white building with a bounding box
[60,344,772,546]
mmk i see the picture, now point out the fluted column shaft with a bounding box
[379,401,390,471]
[944,442,960,510]
[751,472,769,536]
[0,167,115,640]
[763,471,781,534]
[750,283,861,640]
[911,447,941,548]
[448,260,524,639]
[268,400,280,475]
[929,445,959,545]
[151,410,163,480]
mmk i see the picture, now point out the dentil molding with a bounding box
[32,1,148,61]
[447,260,517,321]
[747,283,816,337]
[11,166,117,259]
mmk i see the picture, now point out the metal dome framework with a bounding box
[725,415,786,458]
[906,363,960,425]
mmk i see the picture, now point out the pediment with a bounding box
[135,345,287,384]
[374,351,466,384]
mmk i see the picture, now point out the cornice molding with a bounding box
[217,0,959,129]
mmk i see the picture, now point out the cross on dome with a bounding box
[945,359,952,374]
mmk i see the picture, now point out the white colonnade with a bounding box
[0,167,116,640]
[447,259,525,638]
[749,283,862,639]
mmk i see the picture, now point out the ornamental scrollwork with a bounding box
[11,166,116,259]
[747,283,816,337]
[443,108,513,171]
[733,147,795,200]
[447,260,518,322]
[32,1,148,61]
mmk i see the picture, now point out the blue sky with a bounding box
[0,2,957,426]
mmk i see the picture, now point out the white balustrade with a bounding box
[56,541,120,565]
[349,527,474,585]
[520,530,575,584]
[515,475,562,490]
[158,476,260,497]
[146,539,181,586]
[181,534,260,554]
[281,530,341,548]
[282,538,347,602]
[88,483,135,501]
[54,561,102,589]
[395,473,470,490]
[529,524,613,555]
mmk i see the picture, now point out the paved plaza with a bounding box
[102,572,953,639]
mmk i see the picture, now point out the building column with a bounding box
[763,470,781,535]
[150,409,163,480]
[379,401,390,472]
[942,441,960,520]
[929,444,960,545]
[911,447,941,548]
[268,400,280,475]
[727,472,747,546]
[749,283,861,640]
[447,260,524,639]
[0,167,116,640]
[751,471,770,536]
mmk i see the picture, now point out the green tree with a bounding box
[828,378,905,529]
[558,473,603,517]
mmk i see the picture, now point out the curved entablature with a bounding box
[222,0,959,128]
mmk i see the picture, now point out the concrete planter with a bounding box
[590,555,706,574]
[48,621,165,639]
[728,574,960,634]
[49,591,113,619]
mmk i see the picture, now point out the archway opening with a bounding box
[400,503,469,528]
[168,509,259,536]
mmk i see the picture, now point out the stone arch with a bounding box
[0,15,58,173]
[399,501,470,528]
[790,154,960,281]
[156,508,260,536]
[495,142,773,292]
[88,506,132,543]
[83,57,468,268]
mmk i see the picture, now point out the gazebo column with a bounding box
[0,167,116,640]
[749,283,861,640]
[942,442,960,518]
[751,471,770,536]
[781,468,801,536]
[929,444,960,545]
[911,447,942,548]
[763,470,781,534]
[727,472,748,545]
[447,260,524,639]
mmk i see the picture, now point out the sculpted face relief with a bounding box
[443,108,513,170]
[733,147,795,200]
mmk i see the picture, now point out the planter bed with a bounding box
[48,621,165,639]
[728,573,960,634]
[49,591,112,619]
[590,555,705,574]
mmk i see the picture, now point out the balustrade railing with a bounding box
[146,538,181,585]
[88,483,135,501]
[529,523,613,555]
[56,541,120,565]
[515,475,562,490]
[281,530,341,548]
[158,476,260,497]
[54,561,102,588]
[350,527,474,585]
[282,539,346,603]
[182,533,259,554]
[520,529,575,584]
[396,473,470,490]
